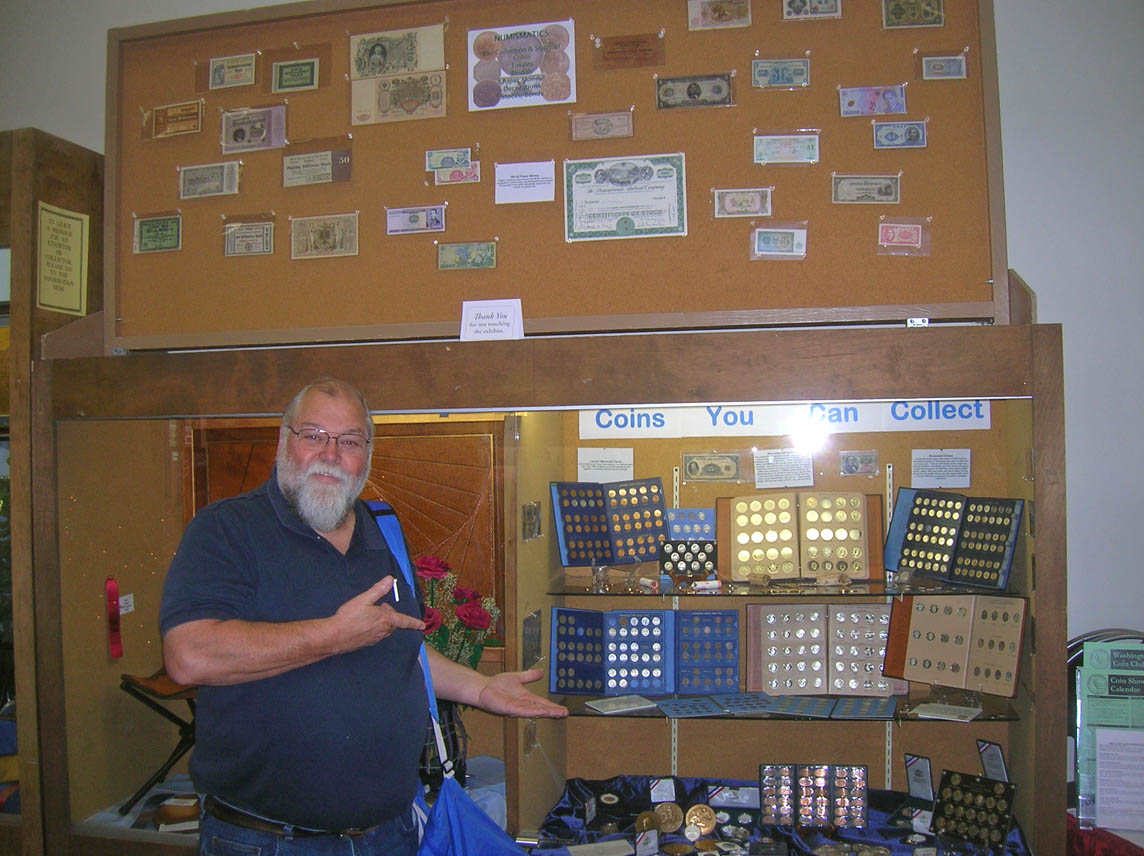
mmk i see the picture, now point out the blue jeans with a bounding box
[198,804,419,856]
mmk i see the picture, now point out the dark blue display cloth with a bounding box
[534,775,1030,855]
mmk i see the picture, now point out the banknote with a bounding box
[133,215,181,254]
[435,162,481,185]
[152,101,202,140]
[178,161,240,199]
[570,111,634,141]
[224,222,273,256]
[714,188,772,218]
[753,227,807,257]
[351,72,446,125]
[753,134,819,164]
[437,241,496,270]
[752,59,810,89]
[883,0,944,28]
[832,174,901,204]
[221,106,286,154]
[839,85,907,116]
[783,0,842,20]
[272,58,319,93]
[922,55,966,80]
[209,53,256,89]
[841,450,879,476]
[283,149,352,187]
[655,73,733,109]
[386,205,445,235]
[873,121,927,149]
[687,0,751,30]
[350,24,445,79]
[290,213,358,259]
[425,147,471,171]
[682,453,741,481]
[878,222,923,248]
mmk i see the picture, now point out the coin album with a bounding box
[665,507,716,540]
[931,770,1016,849]
[882,594,1027,697]
[883,488,1024,590]
[659,539,718,582]
[551,478,668,567]
[758,764,868,828]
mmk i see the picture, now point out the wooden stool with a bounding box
[118,669,196,815]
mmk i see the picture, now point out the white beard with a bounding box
[276,451,369,533]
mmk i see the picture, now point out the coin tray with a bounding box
[798,491,870,581]
[796,764,833,826]
[746,605,827,695]
[768,696,836,718]
[675,610,739,695]
[883,489,1023,590]
[759,764,796,826]
[830,765,868,828]
[830,696,898,720]
[828,605,907,697]
[666,507,716,539]
[655,696,725,718]
[659,540,718,580]
[712,692,777,715]
[931,770,1015,849]
[551,607,677,696]
[729,493,800,581]
[550,607,606,695]
[550,478,668,567]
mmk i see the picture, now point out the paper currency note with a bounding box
[922,55,966,79]
[133,215,181,254]
[224,222,273,256]
[714,188,772,218]
[283,150,352,187]
[687,0,752,30]
[221,106,286,154]
[437,241,496,270]
[682,453,741,481]
[352,72,446,125]
[655,73,733,109]
[839,85,907,117]
[753,134,819,164]
[883,0,944,28]
[290,213,358,259]
[152,101,202,139]
[350,24,445,79]
[434,162,481,185]
[209,53,256,89]
[752,59,810,89]
[179,161,240,199]
[570,111,634,141]
[272,58,319,93]
[841,451,879,475]
[832,175,901,204]
[425,147,471,171]
[878,222,923,248]
[386,205,446,235]
[783,0,842,20]
[753,227,807,257]
[873,121,927,149]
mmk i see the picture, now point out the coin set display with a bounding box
[930,770,1016,849]
[660,539,718,582]
[551,478,668,567]
[758,764,868,828]
[666,508,716,540]
[883,488,1024,590]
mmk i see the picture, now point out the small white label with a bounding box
[460,298,524,341]
[118,593,135,615]
[907,317,930,327]
[913,811,934,834]
[635,829,658,856]
[650,777,677,803]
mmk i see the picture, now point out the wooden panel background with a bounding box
[108,0,999,349]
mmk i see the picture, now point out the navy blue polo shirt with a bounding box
[159,471,429,830]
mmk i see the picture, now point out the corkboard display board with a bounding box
[107,0,1004,350]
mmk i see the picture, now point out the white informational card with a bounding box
[910,448,971,488]
[1096,727,1144,831]
[494,160,556,204]
[567,842,635,856]
[753,448,814,489]
[577,447,633,482]
[459,298,524,340]
[650,777,677,803]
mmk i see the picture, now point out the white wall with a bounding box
[2,0,1142,638]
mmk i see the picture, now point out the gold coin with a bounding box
[685,803,717,835]
[696,843,720,852]
[654,801,684,833]
[634,810,660,832]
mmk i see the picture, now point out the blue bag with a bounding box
[367,502,528,856]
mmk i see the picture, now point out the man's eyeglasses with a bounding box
[287,426,371,452]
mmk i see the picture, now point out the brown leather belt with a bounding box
[202,795,376,838]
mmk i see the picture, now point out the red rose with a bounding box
[455,601,492,631]
[415,555,451,580]
[422,607,443,634]
[452,585,481,604]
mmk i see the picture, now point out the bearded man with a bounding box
[160,377,565,856]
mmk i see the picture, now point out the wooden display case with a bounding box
[25,321,1065,856]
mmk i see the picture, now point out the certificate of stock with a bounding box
[564,153,687,242]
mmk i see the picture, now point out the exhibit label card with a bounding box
[467,20,576,111]
[460,298,524,340]
[1095,727,1144,831]
[577,448,634,483]
[495,160,555,204]
[36,202,88,316]
[753,449,814,489]
[910,448,971,489]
